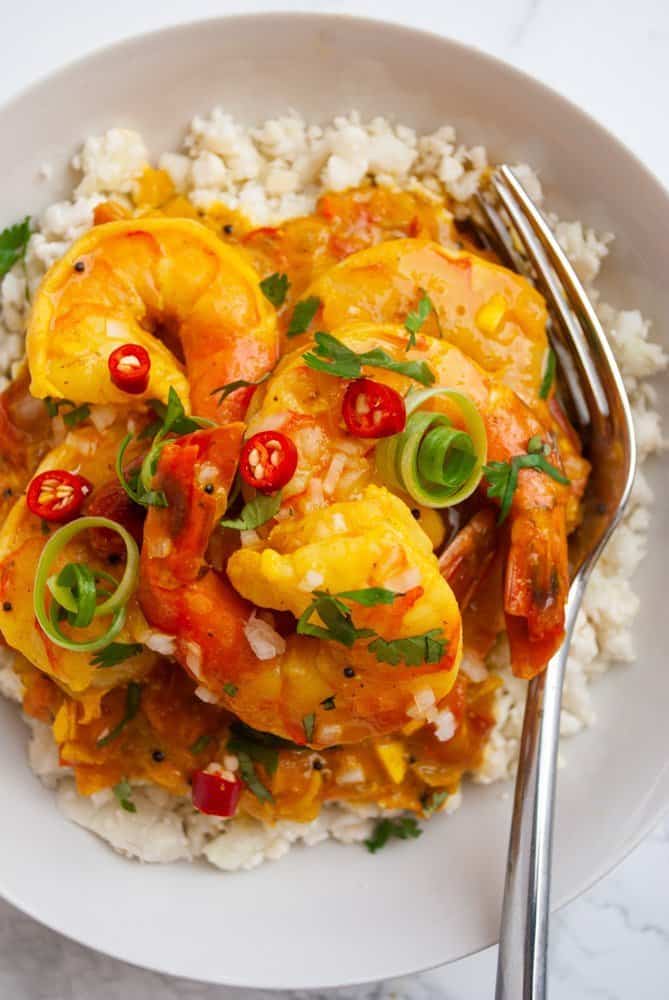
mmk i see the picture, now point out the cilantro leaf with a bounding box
[220,491,282,531]
[297,590,376,648]
[223,682,238,697]
[0,217,31,279]
[91,642,143,669]
[62,403,91,429]
[483,439,570,524]
[368,629,447,667]
[302,713,316,742]
[113,778,136,813]
[320,695,336,711]
[336,587,398,606]
[44,397,75,418]
[189,733,213,755]
[210,371,271,407]
[404,294,433,350]
[227,721,303,801]
[303,332,435,386]
[422,790,449,815]
[259,272,290,308]
[287,296,321,337]
[236,750,274,803]
[96,682,142,747]
[364,816,422,853]
[539,348,556,400]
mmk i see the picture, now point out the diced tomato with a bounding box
[191,769,243,817]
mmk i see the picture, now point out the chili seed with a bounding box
[152,749,165,763]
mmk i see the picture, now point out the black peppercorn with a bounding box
[343,666,355,678]
[2,601,12,612]
[151,749,165,763]
[223,224,233,235]
[204,483,215,494]
[312,759,324,771]
[74,260,85,273]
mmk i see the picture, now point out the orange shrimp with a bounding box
[26,217,279,422]
[245,321,570,674]
[138,428,463,747]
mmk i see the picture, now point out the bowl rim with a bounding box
[0,10,668,989]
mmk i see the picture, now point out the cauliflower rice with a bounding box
[0,109,665,871]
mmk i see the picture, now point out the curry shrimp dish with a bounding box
[0,111,662,870]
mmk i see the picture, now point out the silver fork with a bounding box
[472,166,637,1000]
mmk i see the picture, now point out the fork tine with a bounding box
[473,194,526,272]
[491,167,610,417]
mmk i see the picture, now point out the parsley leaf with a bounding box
[62,403,91,429]
[336,587,398,606]
[259,272,290,308]
[483,438,570,523]
[287,295,321,337]
[223,682,238,697]
[0,217,31,279]
[227,721,302,803]
[404,294,433,350]
[189,733,213,755]
[91,642,143,669]
[210,371,271,407]
[113,778,136,813]
[364,816,422,853]
[539,348,556,400]
[96,682,142,747]
[368,629,447,667]
[303,332,435,386]
[220,491,282,531]
[302,713,316,742]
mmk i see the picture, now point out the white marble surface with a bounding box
[1,1,668,997]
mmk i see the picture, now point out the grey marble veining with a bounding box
[1,0,669,997]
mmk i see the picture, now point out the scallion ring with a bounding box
[375,387,487,508]
[34,516,140,653]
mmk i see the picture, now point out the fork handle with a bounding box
[495,580,586,1000]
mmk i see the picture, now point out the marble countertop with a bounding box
[1,1,668,997]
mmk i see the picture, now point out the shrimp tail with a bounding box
[504,505,568,668]
[439,507,499,608]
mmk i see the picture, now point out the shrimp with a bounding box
[0,420,158,695]
[245,321,570,673]
[138,428,462,747]
[26,217,279,422]
[305,238,590,528]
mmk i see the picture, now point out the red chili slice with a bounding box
[342,377,406,439]
[108,343,151,394]
[191,769,243,817]
[27,470,93,523]
[240,430,298,493]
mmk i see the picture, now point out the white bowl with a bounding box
[0,13,667,990]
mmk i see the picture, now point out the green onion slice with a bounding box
[375,388,487,508]
[34,516,140,653]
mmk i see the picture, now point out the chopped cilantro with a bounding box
[210,371,272,407]
[0,217,31,279]
[303,331,435,385]
[483,437,570,523]
[539,348,556,400]
[220,491,282,531]
[259,272,290,308]
[96,682,141,747]
[364,816,422,853]
[302,713,316,742]
[189,733,213,755]
[113,778,136,813]
[223,682,238,697]
[91,642,143,669]
[287,295,321,337]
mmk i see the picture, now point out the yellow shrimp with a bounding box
[245,320,571,674]
[26,217,278,422]
[138,426,462,747]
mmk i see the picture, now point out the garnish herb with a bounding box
[483,436,570,524]
[404,293,435,350]
[320,695,336,711]
[117,387,214,508]
[364,816,422,853]
[97,682,142,747]
[44,397,91,428]
[539,348,556,400]
[91,642,143,668]
[227,723,304,803]
[302,713,316,742]
[113,779,136,813]
[421,789,449,815]
[259,272,290,308]
[368,630,447,667]
[220,491,282,531]
[210,371,272,407]
[303,332,435,386]
[0,217,31,279]
[223,682,238,697]
[297,589,448,668]
[287,295,321,337]
[189,733,213,755]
